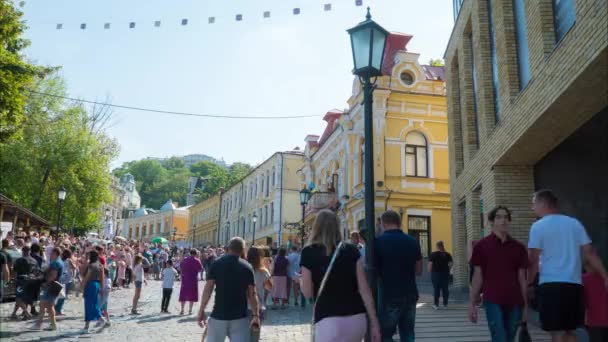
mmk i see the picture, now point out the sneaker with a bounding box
[95,318,106,328]
[131,310,140,315]
[105,321,111,327]
[44,324,57,331]
[432,305,439,310]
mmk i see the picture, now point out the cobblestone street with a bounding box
[0,278,310,342]
[0,278,553,341]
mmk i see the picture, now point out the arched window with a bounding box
[405,131,428,177]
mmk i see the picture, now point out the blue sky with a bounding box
[21,0,454,168]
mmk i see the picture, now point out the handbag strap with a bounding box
[312,241,344,322]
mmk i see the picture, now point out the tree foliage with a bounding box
[428,58,445,67]
[113,158,253,208]
[0,73,119,233]
[0,0,53,143]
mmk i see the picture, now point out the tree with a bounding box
[228,162,253,185]
[428,58,445,67]
[162,156,186,170]
[0,73,119,231]
[0,0,52,143]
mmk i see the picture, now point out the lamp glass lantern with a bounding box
[105,208,111,217]
[299,188,311,205]
[347,8,389,78]
[58,186,67,201]
[252,212,258,223]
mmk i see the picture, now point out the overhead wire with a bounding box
[27,90,322,120]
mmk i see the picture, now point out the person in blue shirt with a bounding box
[375,210,422,342]
[34,247,64,331]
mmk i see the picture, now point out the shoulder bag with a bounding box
[311,241,344,342]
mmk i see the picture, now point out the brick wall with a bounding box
[444,0,608,286]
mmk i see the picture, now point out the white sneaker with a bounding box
[432,305,439,310]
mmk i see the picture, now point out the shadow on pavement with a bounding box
[177,316,197,323]
[137,315,177,324]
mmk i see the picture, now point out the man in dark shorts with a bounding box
[197,237,260,342]
[528,190,608,342]
[11,246,40,320]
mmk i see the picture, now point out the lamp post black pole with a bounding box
[252,221,256,245]
[300,204,306,248]
[363,76,377,301]
[56,200,63,238]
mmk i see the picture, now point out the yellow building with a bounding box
[301,33,452,257]
[123,199,189,242]
[218,151,305,246]
[188,194,220,248]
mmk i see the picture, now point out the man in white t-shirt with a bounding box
[528,189,608,342]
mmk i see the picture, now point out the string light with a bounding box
[52,1,365,30]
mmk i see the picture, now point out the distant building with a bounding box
[147,154,226,168]
[218,151,305,246]
[123,199,189,241]
[100,173,141,238]
[188,193,220,247]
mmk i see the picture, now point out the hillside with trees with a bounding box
[112,158,253,209]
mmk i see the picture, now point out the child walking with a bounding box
[130,255,147,315]
[117,257,126,289]
[160,260,178,313]
[99,268,112,326]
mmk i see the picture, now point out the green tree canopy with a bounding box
[0,0,52,143]
[114,158,253,207]
[0,73,119,233]
[428,58,445,67]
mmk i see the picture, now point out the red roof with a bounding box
[317,109,343,146]
[381,32,413,76]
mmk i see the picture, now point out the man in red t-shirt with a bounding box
[469,206,528,342]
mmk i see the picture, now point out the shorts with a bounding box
[538,282,584,331]
[40,288,58,304]
[135,281,143,289]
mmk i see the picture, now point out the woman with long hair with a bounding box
[300,209,380,342]
[80,250,106,332]
[270,247,289,309]
[247,246,272,322]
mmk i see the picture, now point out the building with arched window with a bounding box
[300,32,452,258]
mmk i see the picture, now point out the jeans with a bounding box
[379,294,417,342]
[431,272,449,306]
[161,288,172,312]
[484,301,522,342]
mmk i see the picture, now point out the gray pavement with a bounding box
[0,279,552,341]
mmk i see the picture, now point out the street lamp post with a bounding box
[172,227,177,242]
[252,212,258,245]
[56,186,66,238]
[347,7,389,304]
[299,188,311,248]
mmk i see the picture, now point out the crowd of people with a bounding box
[0,189,607,342]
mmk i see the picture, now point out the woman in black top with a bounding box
[300,209,380,342]
[428,241,453,309]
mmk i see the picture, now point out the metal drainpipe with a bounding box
[278,153,284,247]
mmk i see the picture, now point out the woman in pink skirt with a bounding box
[271,248,289,309]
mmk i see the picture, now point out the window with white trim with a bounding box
[405,131,428,177]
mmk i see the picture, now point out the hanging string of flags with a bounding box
[53,0,364,30]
